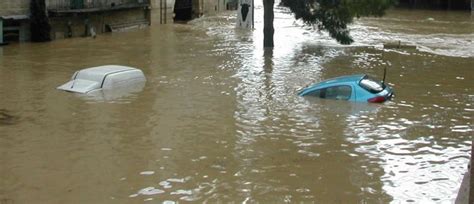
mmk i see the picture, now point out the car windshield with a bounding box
[359,76,384,93]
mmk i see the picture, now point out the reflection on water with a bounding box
[0,109,18,126]
[78,80,146,103]
[0,2,473,203]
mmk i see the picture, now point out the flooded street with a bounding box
[1,2,473,203]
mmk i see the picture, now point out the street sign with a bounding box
[236,0,254,29]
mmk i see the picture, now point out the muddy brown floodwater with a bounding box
[0,3,473,203]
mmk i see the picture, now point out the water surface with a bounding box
[0,4,473,203]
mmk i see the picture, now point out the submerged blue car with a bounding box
[298,74,393,103]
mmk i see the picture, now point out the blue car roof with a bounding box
[298,74,393,102]
[313,74,366,86]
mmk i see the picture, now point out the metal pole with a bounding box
[252,0,254,29]
[160,0,163,24]
[469,141,474,204]
[0,19,3,44]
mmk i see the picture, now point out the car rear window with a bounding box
[359,76,384,93]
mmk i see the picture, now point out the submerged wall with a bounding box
[49,9,148,40]
[200,0,226,16]
[0,0,30,16]
[0,0,31,43]
[150,0,175,24]
[2,0,245,43]
[150,0,228,24]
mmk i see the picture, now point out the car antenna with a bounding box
[381,51,387,86]
[382,66,387,86]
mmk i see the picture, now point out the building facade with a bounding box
[0,0,31,43]
[149,0,175,24]
[149,0,228,24]
[2,0,472,44]
[46,0,151,40]
[1,0,234,43]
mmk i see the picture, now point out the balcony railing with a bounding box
[48,0,149,13]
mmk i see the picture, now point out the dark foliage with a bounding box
[280,0,396,44]
[30,0,52,42]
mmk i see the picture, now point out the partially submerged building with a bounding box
[1,0,233,43]
[2,0,472,44]
[47,0,151,39]
[144,0,232,24]
[0,0,31,44]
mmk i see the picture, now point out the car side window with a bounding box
[307,89,321,97]
[322,85,352,100]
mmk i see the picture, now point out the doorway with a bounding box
[174,0,193,22]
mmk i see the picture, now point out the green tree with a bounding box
[263,0,396,47]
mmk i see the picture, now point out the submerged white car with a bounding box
[58,65,146,94]
[58,65,146,100]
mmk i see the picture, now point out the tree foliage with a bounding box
[280,0,396,44]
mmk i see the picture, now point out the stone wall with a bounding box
[0,0,31,43]
[150,0,175,24]
[201,0,226,16]
[0,0,30,16]
[2,0,232,42]
[149,0,228,24]
[49,8,148,39]
[191,0,226,17]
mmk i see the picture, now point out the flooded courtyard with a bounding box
[1,3,473,203]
